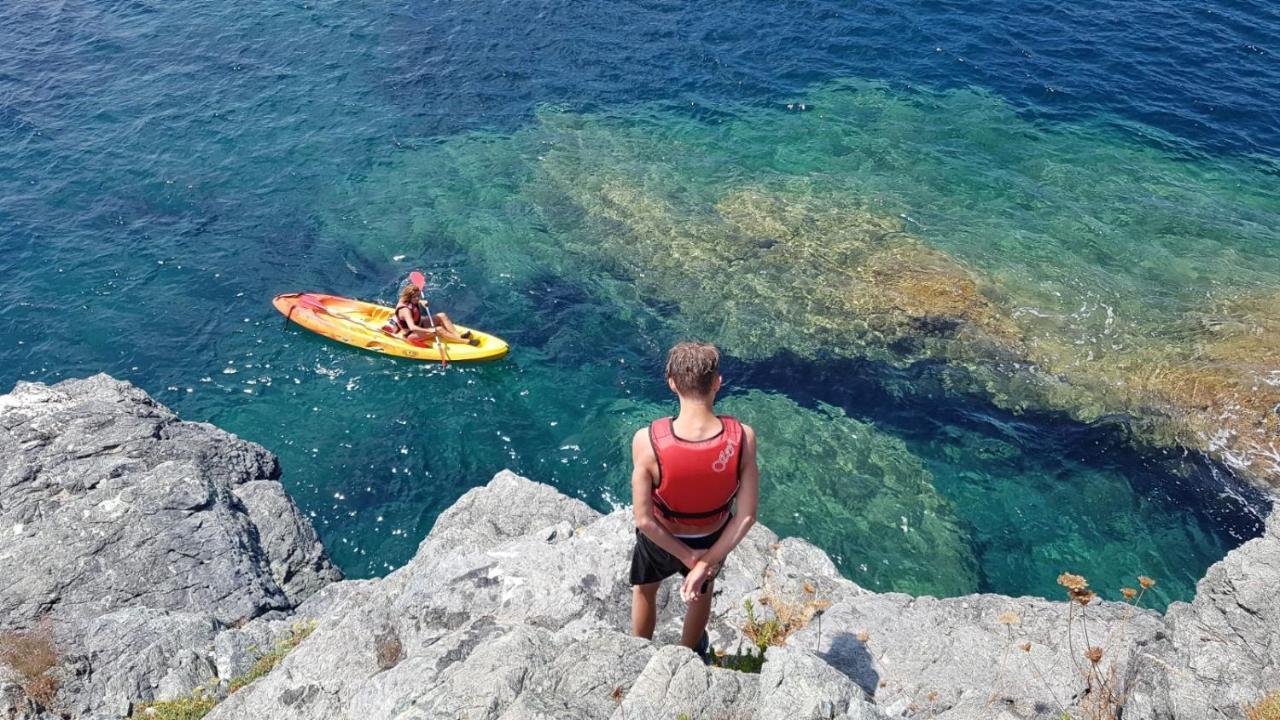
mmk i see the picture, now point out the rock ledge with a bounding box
[2,376,1277,719]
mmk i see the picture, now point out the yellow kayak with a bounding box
[272,292,509,362]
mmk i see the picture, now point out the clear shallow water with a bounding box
[2,0,1276,609]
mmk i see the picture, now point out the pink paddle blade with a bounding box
[409,271,426,290]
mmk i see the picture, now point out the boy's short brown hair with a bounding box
[665,342,720,396]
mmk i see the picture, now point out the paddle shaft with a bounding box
[409,271,449,368]
[422,300,449,368]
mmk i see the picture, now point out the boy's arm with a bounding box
[631,429,702,569]
[681,424,759,601]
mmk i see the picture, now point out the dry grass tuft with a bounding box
[131,691,218,720]
[375,629,403,672]
[741,591,832,651]
[1246,692,1280,720]
[715,575,834,674]
[0,621,59,709]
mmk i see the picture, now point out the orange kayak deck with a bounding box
[272,293,509,362]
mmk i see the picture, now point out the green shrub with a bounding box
[711,645,767,674]
[131,692,218,720]
[129,620,317,718]
[227,621,316,693]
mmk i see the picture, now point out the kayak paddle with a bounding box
[410,271,449,369]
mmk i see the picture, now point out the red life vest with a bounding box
[383,303,422,336]
[649,415,743,528]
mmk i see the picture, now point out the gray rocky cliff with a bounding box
[1,376,1277,719]
[0,375,339,718]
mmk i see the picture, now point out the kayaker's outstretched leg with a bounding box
[432,312,478,345]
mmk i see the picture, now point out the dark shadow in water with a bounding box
[726,351,1272,543]
[507,260,1272,561]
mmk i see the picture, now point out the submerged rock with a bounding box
[718,391,978,596]
[327,83,1280,488]
[568,388,979,597]
[1,376,1277,719]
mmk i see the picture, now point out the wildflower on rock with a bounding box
[1138,576,1156,589]
[1085,646,1104,664]
[995,611,1020,626]
[1020,642,1032,653]
[1057,573,1088,591]
[1121,587,1137,600]
[1069,588,1097,606]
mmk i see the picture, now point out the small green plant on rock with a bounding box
[715,581,831,674]
[129,620,318,719]
[131,689,218,720]
[228,620,316,692]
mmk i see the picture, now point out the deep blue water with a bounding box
[1,0,1277,607]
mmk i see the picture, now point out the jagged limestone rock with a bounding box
[0,375,339,627]
[611,646,758,720]
[756,646,884,720]
[415,468,602,562]
[208,471,1279,720]
[4,377,1279,719]
[57,608,219,719]
[0,376,338,717]
[1124,507,1280,717]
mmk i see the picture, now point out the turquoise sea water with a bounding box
[2,0,1276,609]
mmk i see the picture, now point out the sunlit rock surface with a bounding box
[2,377,1277,718]
[0,375,340,716]
[209,472,1279,720]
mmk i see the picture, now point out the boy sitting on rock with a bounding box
[628,342,760,661]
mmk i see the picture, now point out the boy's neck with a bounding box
[674,395,717,424]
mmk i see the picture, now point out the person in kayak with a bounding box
[629,341,759,662]
[383,284,479,346]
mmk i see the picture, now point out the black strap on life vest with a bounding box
[393,303,421,334]
[652,496,736,520]
[648,416,742,521]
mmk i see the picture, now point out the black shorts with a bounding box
[629,524,726,586]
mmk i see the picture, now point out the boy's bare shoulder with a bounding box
[631,427,654,456]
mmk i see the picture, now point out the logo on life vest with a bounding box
[712,440,737,473]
